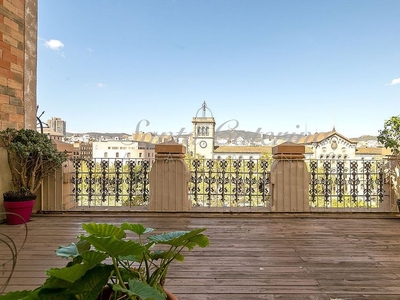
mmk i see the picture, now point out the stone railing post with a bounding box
[148,140,191,211]
[386,155,400,212]
[37,142,75,212]
[269,142,310,212]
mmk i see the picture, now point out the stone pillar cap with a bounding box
[155,139,186,154]
[272,142,305,155]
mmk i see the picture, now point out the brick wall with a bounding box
[0,0,25,130]
[0,0,37,214]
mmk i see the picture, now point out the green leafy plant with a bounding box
[378,115,400,155]
[0,128,68,199]
[378,115,400,198]
[0,222,209,300]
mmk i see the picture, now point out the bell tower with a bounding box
[192,102,215,158]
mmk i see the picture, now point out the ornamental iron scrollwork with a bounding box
[190,159,202,205]
[245,159,256,204]
[309,160,318,203]
[376,162,385,203]
[140,160,150,203]
[72,159,83,202]
[85,160,96,203]
[70,156,388,211]
[348,161,360,203]
[217,159,229,203]
[321,161,333,203]
[362,161,373,202]
[307,158,386,209]
[99,160,109,202]
[110,160,123,202]
[258,160,269,202]
[335,160,346,203]
[204,160,216,206]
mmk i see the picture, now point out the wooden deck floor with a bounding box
[2,213,400,300]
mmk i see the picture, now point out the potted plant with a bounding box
[0,222,209,300]
[377,115,400,209]
[0,128,68,224]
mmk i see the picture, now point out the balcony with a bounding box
[2,143,400,298]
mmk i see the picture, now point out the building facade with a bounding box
[92,140,155,162]
[191,102,215,159]
[47,117,66,136]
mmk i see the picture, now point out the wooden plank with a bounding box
[2,214,400,299]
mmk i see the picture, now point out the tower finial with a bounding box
[202,101,207,117]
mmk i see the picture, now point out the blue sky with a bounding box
[38,0,400,138]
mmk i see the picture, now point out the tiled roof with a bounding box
[297,130,357,144]
[355,147,392,156]
[214,146,272,153]
[213,145,314,154]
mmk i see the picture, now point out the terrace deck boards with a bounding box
[1,213,400,299]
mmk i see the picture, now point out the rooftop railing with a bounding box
[38,156,396,213]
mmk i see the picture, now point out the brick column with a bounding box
[148,140,191,211]
[269,142,310,212]
[1,0,38,217]
[0,0,37,130]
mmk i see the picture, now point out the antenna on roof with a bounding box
[333,106,336,131]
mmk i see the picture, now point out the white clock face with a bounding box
[199,141,207,148]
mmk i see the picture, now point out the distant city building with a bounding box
[47,117,66,136]
[297,128,391,160]
[214,146,273,160]
[187,103,388,161]
[131,132,171,144]
[72,141,93,160]
[92,140,155,162]
[62,103,386,162]
[297,129,358,160]
[42,127,64,141]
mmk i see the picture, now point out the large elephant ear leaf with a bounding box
[0,290,35,300]
[185,234,210,250]
[148,228,209,248]
[68,265,114,300]
[55,240,90,259]
[82,223,126,239]
[46,251,108,283]
[151,250,184,262]
[81,236,145,257]
[121,223,154,235]
[113,279,165,300]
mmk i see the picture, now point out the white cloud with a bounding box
[386,78,400,86]
[97,83,106,88]
[45,39,64,50]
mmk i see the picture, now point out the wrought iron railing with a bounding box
[71,158,151,209]
[308,158,388,211]
[187,158,270,209]
[68,157,392,212]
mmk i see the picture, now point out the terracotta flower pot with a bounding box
[164,288,178,300]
